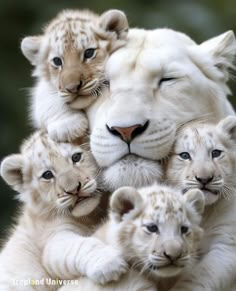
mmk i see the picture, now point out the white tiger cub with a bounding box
[21,9,128,142]
[59,184,205,291]
[167,116,236,291]
[0,131,127,291]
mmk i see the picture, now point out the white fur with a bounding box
[167,116,236,290]
[58,270,156,291]
[22,9,128,142]
[31,81,88,141]
[87,28,236,191]
[0,132,127,290]
[170,197,236,291]
[59,184,205,291]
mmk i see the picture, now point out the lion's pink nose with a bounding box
[106,121,149,143]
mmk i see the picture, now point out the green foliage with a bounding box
[0,0,236,238]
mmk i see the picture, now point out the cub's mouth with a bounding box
[149,263,184,271]
[74,194,96,206]
[74,179,98,205]
[65,79,109,99]
[148,261,185,278]
[183,187,219,196]
[201,187,219,195]
[61,79,109,109]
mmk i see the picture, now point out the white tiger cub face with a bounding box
[110,184,205,279]
[167,116,236,205]
[21,9,128,109]
[0,131,100,218]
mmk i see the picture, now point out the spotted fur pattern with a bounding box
[59,184,205,291]
[21,9,128,142]
[167,116,236,291]
[0,131,128,290]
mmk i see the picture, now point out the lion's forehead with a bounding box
[125,28,195,58]
[107,41,190,79]
[127,28,196,49]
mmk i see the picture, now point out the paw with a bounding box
[74,114,88,138]
[47,117,88,142]
[48,123,70,142]
[87,247,128,284]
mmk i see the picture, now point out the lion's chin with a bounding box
[102,154,163,191]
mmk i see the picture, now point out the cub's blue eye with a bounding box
[211,149,222,158]
[52,57,62,66]
[146,224,159,233]
[42,170,54,180]
[181,225,189,234]
[72,153,82,163]
[84,48,96,59]
[179,152,191,160]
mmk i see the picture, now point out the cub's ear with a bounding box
[200,31,236,78]
[1,154,24,192]
[110,186,144,222]
[184,189,205,217]
[99,9,129,51]
[217,116,236,142]
[21,36,42,65]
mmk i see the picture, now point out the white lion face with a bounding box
[87,28,235,191]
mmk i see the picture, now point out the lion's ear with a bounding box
[110,186,144,222]
[1,154,24,192]
[21,36,42,65]
[99,9,129,51]
[184,189,205,217]
[200,31,236,77]
[217,116,236,142]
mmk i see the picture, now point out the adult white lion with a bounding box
[87,28,236,191]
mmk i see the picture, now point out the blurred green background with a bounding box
[0,0,236,240]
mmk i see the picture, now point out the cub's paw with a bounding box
[87,247,128,284]
[47,117,88,142]
[48,123,71,142]
[74,114,88,138]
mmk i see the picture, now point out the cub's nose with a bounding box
[163,240,183,262]
[163,250,182,262]
[195,176,214,186]
[65,81,82,94]
[65,182,82,195]
[106,121,149,143]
